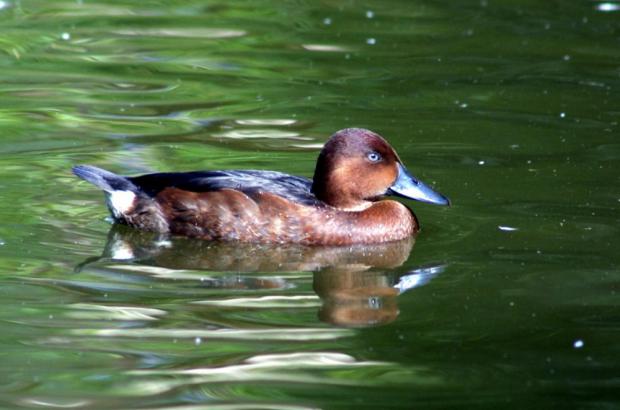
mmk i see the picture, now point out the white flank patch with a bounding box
[106,190,136,217]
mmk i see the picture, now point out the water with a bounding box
[0,0,619,408]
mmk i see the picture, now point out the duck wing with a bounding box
[130,170,321,206]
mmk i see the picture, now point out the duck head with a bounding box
[311,128,450,210]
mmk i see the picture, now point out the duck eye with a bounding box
[367,152,382,163]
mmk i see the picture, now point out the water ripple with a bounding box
[73,327,353,341]
[122,352,422,396]
[112,28,246,39]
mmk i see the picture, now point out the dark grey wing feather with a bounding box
[130,170,321,205]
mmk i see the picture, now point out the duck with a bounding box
[72,128,449,245]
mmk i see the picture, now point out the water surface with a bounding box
[0,0,619,408]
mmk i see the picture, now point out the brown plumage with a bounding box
[73,128,449,245]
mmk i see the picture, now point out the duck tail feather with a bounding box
[72,165,139,193]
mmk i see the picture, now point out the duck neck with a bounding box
[311,174,368,210]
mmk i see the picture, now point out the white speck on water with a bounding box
[510,144,520,149]
[61,32,71,40]
[478,160,485,165]
[596,2,620,12]
[194,337,202,345]
[366,10,374,18]
[0,239,4,246]
[509,301,515,307]
[366,38,376,45]
[560,112,566,118]
[49,314,54,319]
[573,339,584,349]
[0,1,9,10]
[323,17,332,25]
[563,54,571,61]
[460,102,468,108]
[498,226,518,232]
[155,239,172,248]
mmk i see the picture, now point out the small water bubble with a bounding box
[49,314,54,319]
[498,226,518,232]
[478,160,485,165]
[366,10,374,19]
[544,22,551,29]
[460,102,468,108]
[596,2,620,12]
[366,38,376,45]
[0,239,5,246]
[0,1,9,10]
[563,54,571,61]
[573,339,584,349]
[61,32,71,40]
[323,17,332,25]
[194,337,202,345]
[560,112,566,118]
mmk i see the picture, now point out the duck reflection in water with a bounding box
[77,225,445,327]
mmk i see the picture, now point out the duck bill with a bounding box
[388,163,450,206]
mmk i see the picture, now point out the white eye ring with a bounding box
[367,152,381,162]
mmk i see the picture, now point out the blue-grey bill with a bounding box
[388,163,450,206]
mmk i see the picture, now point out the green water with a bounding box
[1,0,619,408]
